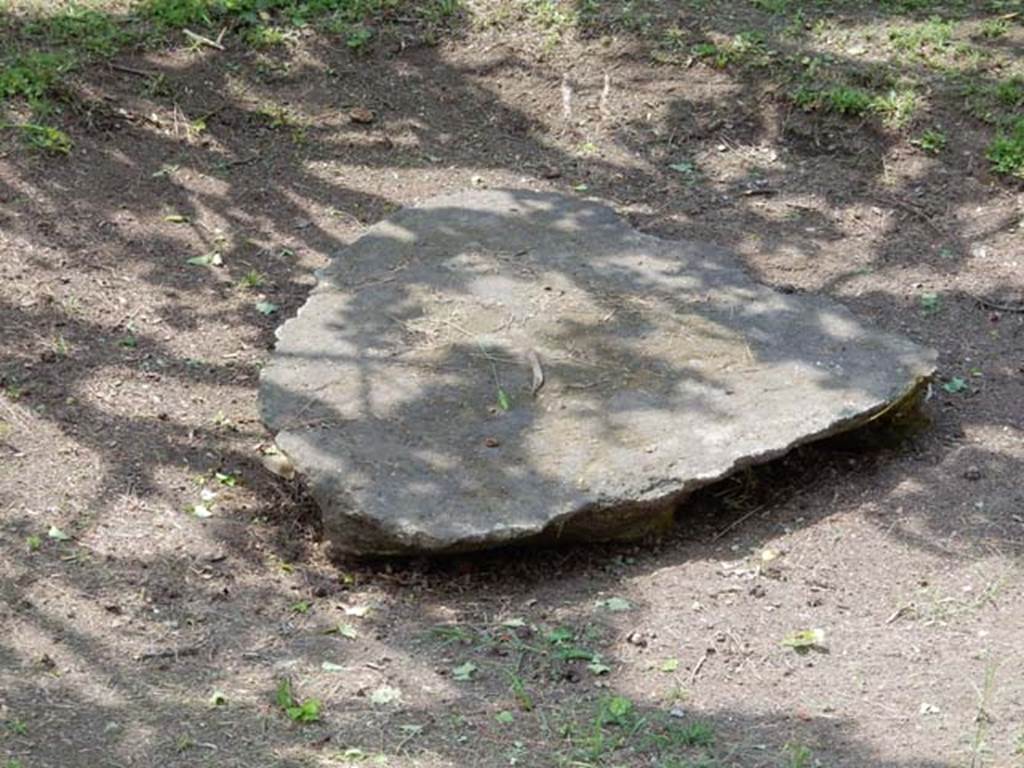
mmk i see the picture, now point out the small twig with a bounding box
[875,195,948,239]
[183,28,226,50]
[710,505,764,542]
[690,650,710,685]
[527,349,545,396]
[109,62,158,78]
[137,645,201,661]
[222,153,260,168]
[886,605,916,625]
[969,293,1024,313]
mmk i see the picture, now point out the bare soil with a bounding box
[2,3,1023,767]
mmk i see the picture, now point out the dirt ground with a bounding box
[2,1,1023,766]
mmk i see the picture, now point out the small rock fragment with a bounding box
[626,631,647,648]
[349,107,375,124]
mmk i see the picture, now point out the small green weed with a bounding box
[649,720,716,749]
[784,741,814,768]
[913,128,947,153]
[873,88,917,128]
[0,123,73,155]
[244,25,291,47]
[240,269,266,288]
[344,24,373,49]
[52,335,70,356]
[920,292,940,312]
[275,678,321,723]
[987,117,1024,178]
[597,695,634,727]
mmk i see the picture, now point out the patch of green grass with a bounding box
[987,117,1024,178]
[961,75,1024,124]
[0,52,72,100]
[422,0,460,24]
[783,741,814,768]
[561,697,719,767]
[913,127,947,153]
[751,0,789,14]
[993,76,1024,108]
[529,0,577,40]
[0,122,74,155]
[794,84,874,116]
[140,0,218,28]
[647,720,716,749]
[239,269,266,289]
[243,24,291,47]
[889,16,954,52]
[880,0,943,11]
[692,32,768,69]
[26,6,133,56]
[978,18,1008,38]
[793,82,920,127]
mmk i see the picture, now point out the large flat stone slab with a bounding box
[259,189,936,555]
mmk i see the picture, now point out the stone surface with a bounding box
[259,189,936,555]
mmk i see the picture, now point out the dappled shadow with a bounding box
[3,0,1024,764]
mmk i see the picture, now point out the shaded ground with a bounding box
[2,0,1024,766]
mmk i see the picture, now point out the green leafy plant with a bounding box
[239,269,266,289]
[452,661,478,681]
[913,128,947,154]
[275,679,321,723]
[942,376,968,393]
[0,52,71,99]
[345,24,373,49]
[781,628,827,653]
[597,695,634,727]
